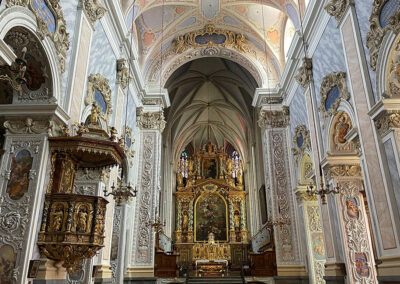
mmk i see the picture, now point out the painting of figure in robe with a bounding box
[355,253,370,277]
[0,244,16,284]
[6,150,33,200]
[195,193,227,241]
[346,197,359,220]
[203,159,217,179]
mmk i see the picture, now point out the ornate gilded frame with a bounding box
[193,188,229,243]
[366,0,400,71]
[173,24,249,54]
[7,0,70,72]
[85,73,113,128]
[292,125,311,165]
[329,111,356,154]
[318,72,350,123]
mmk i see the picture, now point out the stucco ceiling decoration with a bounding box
[121,0,301,88]
[164,58,257,162]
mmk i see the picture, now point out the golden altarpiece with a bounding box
[174,142,248,269]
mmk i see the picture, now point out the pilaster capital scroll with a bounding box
[136,107,166,132]
[324,0,354,25]
[257,106,290,129]
[81,0,107,26]
[295,57,313,89]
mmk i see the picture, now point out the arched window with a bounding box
[231,150,242,178]
[179,151,189,178]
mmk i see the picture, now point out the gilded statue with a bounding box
[182,210,188,230]
[188,159,194,174]
[235,34,248,53]
[207,142,213,154]
[51,206,64,232]
[226,158,232,175]
[77,209,88,233]
[234,213,240,231]
[175,36,187,53]
[110,127,118,142]
[177,172,183,186]
[90,103,100,125]
[237,170,243,185]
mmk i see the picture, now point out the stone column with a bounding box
[332,1,400,276]
[296,188,326,284]
[295,58,347,280]
[325,165,378,283]
[258,105,305,278]
[125,106,165,278]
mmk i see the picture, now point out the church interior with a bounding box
[0,0,400,283]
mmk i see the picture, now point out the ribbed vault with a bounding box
[164,57,257,162]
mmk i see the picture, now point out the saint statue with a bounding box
[51,206,64,232]
[234,213,240,231]
[237,170,243,185]
[177,172,183,186]
[182,211,188,230]
[90,103,100,125]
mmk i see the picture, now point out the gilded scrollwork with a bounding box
[366,0,400,71]
[258,106,290,129]
[295,57,313,89]
[7,0,70,72]
[319,72,350,122]
[173,24,249,54]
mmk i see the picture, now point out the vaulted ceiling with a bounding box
[164,57,257,161]
[120,0,304,88]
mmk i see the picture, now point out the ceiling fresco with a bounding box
[120,0,303,88]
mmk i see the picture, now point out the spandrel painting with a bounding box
[195,193,227,242]
[0,244,16,284]
[6,150,33,200]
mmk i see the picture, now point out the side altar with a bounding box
[174,142,248,270]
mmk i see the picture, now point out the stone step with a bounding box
[187,277,243,284]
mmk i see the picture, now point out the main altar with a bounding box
[174,142,248,272]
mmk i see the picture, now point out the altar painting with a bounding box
[6,150,33,200]
[195,193,227,242]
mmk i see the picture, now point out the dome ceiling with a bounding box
[164,57,257,161]
[121,0,302,88]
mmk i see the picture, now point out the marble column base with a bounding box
[376,256,400,277]
[125,267,155,277]
[35,259,66,280]
[277,265,308,277]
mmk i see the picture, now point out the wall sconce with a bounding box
[307,177,340,205]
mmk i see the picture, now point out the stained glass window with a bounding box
[179,151,189,178]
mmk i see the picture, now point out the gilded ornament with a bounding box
[173,24,249,54]
[374,110,400,137]
[386,35,400,98]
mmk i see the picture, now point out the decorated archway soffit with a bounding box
[124,0,300,87]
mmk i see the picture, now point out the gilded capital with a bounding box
[296,190,317,202]
[295,57,313,89]
[258,106,290,129]
[324,0,354,24]
[374,111,400,137]
[82,0,107,25]
[136,107,166,132]
[325,164,362,180]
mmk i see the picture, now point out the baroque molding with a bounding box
[174,24,249,54]
[82,0,107,25]
[295,57,313,89]
[7,0,70,72]
[366,0,400,71]
[374,110,400,137]
[116,59,131,90]
[85,73,113,127]
[292,125,311,165]
[385,34,400,98]
[326,164,362,180]
[258,106,290,129]
[136,107,166,132]
[324,0,354,24]
[4,118,53,135]
[319,72,350,122]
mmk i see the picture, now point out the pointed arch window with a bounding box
[179,151,189,178]
[231,150,242,178]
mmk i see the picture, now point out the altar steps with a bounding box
[186,276,244,284]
